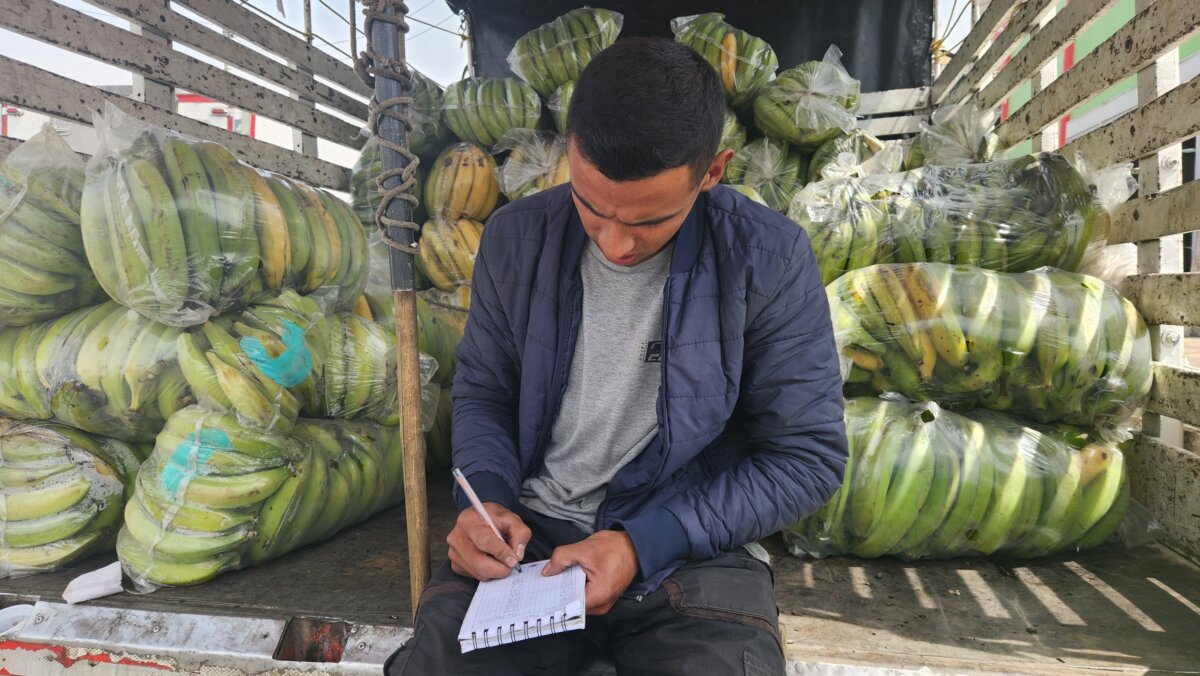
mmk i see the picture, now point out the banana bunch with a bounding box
[176,297,320,434]
[0,302,191,442]
[118,406,403,587]
[549,81,575,135]
[672,13,778,110]
[754,46,862,151]
[441,79,543,149]
[784,398,1130,560]
[495,130,570,202]
[728,185,768,206]
[807,130,886,183]
[790,154,1115,283]
[365,291,464,387]
[0,419,141,576]
[720,107,747,154]
[349,137,428,230]
[81,122,369,326]
[508,8,624,99]
[830,264,1153,433]
[724,138,808,212]
[907,104,1000,169]
[322,313,398,425]
[0,129,106,326]
[405,70,455,160]
[425,143,501,222]
[418,218,484,292]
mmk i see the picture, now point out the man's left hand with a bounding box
[542,530,638,615]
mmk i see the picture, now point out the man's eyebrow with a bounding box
[572,187,682,227]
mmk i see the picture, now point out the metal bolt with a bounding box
[33,616,43,624]
[1163,330,1181,346]
[357,642,367,651]
[151,624,161,633]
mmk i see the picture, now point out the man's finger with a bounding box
[450,541,513,581]
[543,544,581,576]
[467,523,520,568]
[493,512,533,559]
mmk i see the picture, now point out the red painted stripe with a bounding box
[176,93,216,103]
[249,113,256,138]
[1059,40,1075,146]
[0,641,173,670]
[227,114,234,132]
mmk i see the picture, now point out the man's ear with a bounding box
[700,148,735,192]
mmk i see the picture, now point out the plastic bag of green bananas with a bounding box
[425,142,501,222]
[905,104,1001,170]
[720,107,747,154]
[671,13,778,111]
[723,138,807,212]
[783,397,1136,560]
[549,81,575,135]
[807,130,903,183]
[0,301,191,442]
[349,136,428,231]
[118,407,404,588]
[82,104,369,326]
[441,78,543,149]
[0,127,107,327]
[0,419,143,576]
[399,69,453,160]
[829,264,1153,438]
[508,8,624,99]
[790,154,1134,284]
[754,46,861,151]
[494,130,570,202]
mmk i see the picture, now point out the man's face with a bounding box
[568,140,732,267]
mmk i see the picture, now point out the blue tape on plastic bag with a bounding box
[161,428,232,496]
[240,320,314,388]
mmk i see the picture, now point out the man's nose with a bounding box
[597,226,635,259]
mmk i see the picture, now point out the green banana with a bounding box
[123,158,189,312]
[968,428,1030,554]
[894,425,962,556]
[0,501,100,549]
[178,465,291,510]
[123,494,252,564]
[0,530,104,572]
[118,526,236,587]
[0,469,91,521]
[851,421,936,558]
[925,418,992,555]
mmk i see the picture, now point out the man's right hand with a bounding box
[447,502,532,581]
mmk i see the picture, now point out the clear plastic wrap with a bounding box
[424,143,501,222]
[441,78,543,149]
[728,184,768,206]
[908,104,1001,169]
[672,13,778,110]
[808,130,888,183]
[723,138,807,212]
[117,407,404,588]
[417,218,484,292]
[548,81,574,135]
[830,264,1153,437]
[789,154,1133,284]
[424,386,453,470]
[720,107,747,154]
[753,45,861,151]
[0,127,105,326]
[349,137,428,230]
[0,301,190,442]
[82,103,368,326]
[0,419,141,576]
[508,8,624,99]
[783,397,1137,560]
[494,130,570,201]
[401,69,453,160]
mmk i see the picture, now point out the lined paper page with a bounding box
[460,560,585,634]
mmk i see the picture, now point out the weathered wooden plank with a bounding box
[89,0,368,121]
[175,0,371,98]
[1109,180,1200,245]
[1130,435,1200,563]
[943,0,1060,106]
[976,0,1118,111]
[0,0,363,148]
[859,115,924,138]
[1148,362,1200,427]
[997,0,1200,147]
[857,88,930,116]
[1123,273,1200,327]
[0,55,350,190]
[933,0,1021,103]
[1056,76,1200,169]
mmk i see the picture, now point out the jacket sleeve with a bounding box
[618,231,849,576]
[450,225,524,512]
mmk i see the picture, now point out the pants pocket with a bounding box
[662,551,781,647]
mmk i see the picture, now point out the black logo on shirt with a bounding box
[644,341,662,363]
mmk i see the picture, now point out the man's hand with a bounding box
[447,502,532,581]
[543,530,638,615]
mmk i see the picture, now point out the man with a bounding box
[387,38,847,675]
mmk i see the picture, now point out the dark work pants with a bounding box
[384,505,785,676]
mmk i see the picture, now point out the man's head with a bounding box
[567,37,731,266]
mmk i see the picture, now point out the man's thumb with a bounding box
[542,548,576,576]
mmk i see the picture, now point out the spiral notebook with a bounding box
[457,559,586,653]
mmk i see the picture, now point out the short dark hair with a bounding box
[566,37,724,183]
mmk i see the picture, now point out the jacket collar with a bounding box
[564,189,707,276]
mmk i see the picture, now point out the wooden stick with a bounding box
[395,288,429,614]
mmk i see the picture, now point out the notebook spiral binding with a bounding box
[471,611,571,649]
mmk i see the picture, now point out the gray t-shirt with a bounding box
[519,239,673,532]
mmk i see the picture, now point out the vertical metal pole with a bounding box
[349,0,358,64]
[304,0,314,43]
[368,1,429,613]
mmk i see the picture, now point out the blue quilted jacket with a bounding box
[451,183,848,595]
